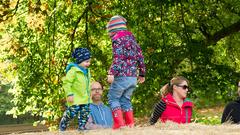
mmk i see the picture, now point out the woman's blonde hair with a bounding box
[160,76,189,97]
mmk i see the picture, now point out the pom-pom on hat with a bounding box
[106,15,127,36]
[72,48,91,64]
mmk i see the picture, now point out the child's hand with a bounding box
[107,75,114,84]
[67,96,74,103]
[138,76,145,84]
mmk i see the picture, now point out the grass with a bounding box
[10,105,236,135]
[14,122,240,135]
[192,106,224,125]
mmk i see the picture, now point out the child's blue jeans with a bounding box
[59,104,90,131]
[108,77,137,111]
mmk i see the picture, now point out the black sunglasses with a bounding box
[175,84,189,90]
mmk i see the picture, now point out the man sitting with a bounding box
[86,81,113,129]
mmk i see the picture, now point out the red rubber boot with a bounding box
[124,110,134,128]
[112,109,125,129]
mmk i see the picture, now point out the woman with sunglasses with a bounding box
[149,76,193,125]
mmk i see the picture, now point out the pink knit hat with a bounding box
[106,15,127,36]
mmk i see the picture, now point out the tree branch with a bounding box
[207,20,240,44]
[13,0,20,15]
[0,0,20,22]
[199,23,211,40]
[70,6,89,51]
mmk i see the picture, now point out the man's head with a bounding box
[91,82,103,102]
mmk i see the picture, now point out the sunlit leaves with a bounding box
[0,0,239,126]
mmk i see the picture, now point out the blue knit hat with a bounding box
[72,48,91,64]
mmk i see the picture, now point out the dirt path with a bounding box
[0,124,47,135]
[7,122,240,135]
[0,106,234,135]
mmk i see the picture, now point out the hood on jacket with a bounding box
[162,93,193,108]
[66,62,88,75]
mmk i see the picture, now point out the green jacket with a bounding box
[62,64,91,106]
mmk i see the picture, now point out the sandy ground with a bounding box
[9,122,240,135]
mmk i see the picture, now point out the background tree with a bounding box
[0,0,239,127]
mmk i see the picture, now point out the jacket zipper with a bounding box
[84,73,90,104]
[167,100,184,120]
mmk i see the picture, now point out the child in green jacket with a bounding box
[59,47,92,131]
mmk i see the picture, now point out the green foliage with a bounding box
[191,107,223,125]
[0,0,240,127]
[0,84,13,115]
[194,115,221,125]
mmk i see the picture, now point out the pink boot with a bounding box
[124,110,134,127]
[112,109,125,129]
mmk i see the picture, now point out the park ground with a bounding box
[9,122,240,135]
[6,106,240,135]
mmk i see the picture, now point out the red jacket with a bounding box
[160,94,193,124]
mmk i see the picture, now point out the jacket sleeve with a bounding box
[136,44,146,77]
[221,103,232,123]
[62,68,76,96]
[85,115,104,129]
[108,40,121,75]
[149,100,166,125]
